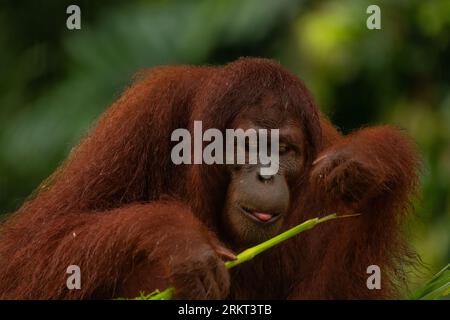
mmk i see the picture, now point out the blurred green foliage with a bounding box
[0,0,449,292]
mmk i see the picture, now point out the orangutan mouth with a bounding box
[239,205,281,223]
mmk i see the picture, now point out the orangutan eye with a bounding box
[279,143,290,155]
[243,140,258,153]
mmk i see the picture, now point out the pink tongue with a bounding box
[252,212,273,222]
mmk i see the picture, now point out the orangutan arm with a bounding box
[0,201,231,299]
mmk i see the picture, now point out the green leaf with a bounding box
[409,263,450,300]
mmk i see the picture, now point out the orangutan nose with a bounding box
[258,172,274,182]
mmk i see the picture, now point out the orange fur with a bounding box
[0,58,420,299]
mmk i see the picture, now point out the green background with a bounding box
[0,0,449,294]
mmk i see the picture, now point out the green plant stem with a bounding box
[145,213,358,300]
[224,213,344,269]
